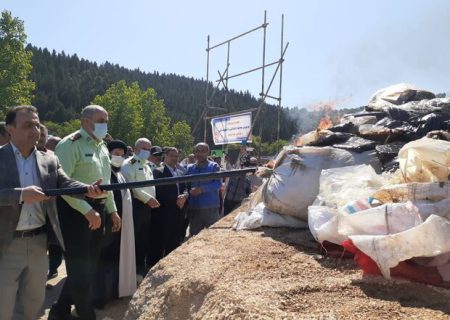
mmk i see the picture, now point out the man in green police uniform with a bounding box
[49,105,121,320]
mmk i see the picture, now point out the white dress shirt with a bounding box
[11,143,45,231]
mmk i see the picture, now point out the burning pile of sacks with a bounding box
[296,83,450,172]
[234,83,450,287]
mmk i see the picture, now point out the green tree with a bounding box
[171,120,194,157]
[252,135,262,157]
[27,45,301,140]
[92,81,144,145]
[0,10,35,115]
[266,139,289,155]
[251,135,288,157]
[92,81,194,148]
[44,119,81,138]
[140,86,172,147]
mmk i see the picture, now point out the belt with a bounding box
[14,225,46,238]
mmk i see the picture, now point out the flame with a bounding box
[308,97,352,128]
[294,135,303,147]
[294,117,333,146]
[317,115,333,130]
[308,101,335,131]
[291,96,352,147]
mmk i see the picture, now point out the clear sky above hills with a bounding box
[3,0,450,109]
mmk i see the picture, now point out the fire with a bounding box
[294,114,333,146]
[317,115,333,130]
[292,96,352,147]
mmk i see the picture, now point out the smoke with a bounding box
[285,96,356,140]
[330,1,450,106]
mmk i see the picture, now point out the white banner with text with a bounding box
[211,112,252,145]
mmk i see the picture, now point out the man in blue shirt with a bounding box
[187,143,222,236]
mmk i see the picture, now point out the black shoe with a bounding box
[47,270,58,280]
[48,303,70,320]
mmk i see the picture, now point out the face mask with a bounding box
[93,123,108,140]
[110,155,125,168]
[138,150,150,161]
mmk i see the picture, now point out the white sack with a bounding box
[398,137,450,183]
[350,215,450,278]
[262,147,358,220]
[233,203,308,230]
[314,164,387,209]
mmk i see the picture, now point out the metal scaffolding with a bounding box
[192,11,288,145]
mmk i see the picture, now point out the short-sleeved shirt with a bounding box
[121,155,156,204]
[55,128,117,215]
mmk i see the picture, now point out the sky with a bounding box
[3,0,450,109]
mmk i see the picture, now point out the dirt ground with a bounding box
[40,201,450,319]
[124,203,450,320]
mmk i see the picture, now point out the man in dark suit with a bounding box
[0,121,9,146]
[0,105,104,320]
[147,147,188,267]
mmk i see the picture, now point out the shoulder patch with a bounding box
[130,158,137,164]
[69,133,82,142]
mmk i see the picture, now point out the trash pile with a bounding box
[233,145,376,228]
[296,83,450,172]
[234,83,450,288]
[309,136,450,287]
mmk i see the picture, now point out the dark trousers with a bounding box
[53,197,106,320]
[93,225,120,306]
[48,244,63,273]
[188,207,220,236]
[169,207,188,253]
[179,207,189,243]
[147,205,184,268]
[132,198,151,275]
[47,219,63,274]
[224,199,242,216]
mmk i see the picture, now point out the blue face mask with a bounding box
[138,150,150,161]
[93,123,108,140]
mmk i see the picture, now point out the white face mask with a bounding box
[110,155,125,168]
[138,150,150,161]
[93,123,108,140]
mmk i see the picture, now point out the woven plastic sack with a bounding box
[262,147,356,220]
[398,137,450,182]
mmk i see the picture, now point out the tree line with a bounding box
[27,45,301,144]
[1,9,363,156]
